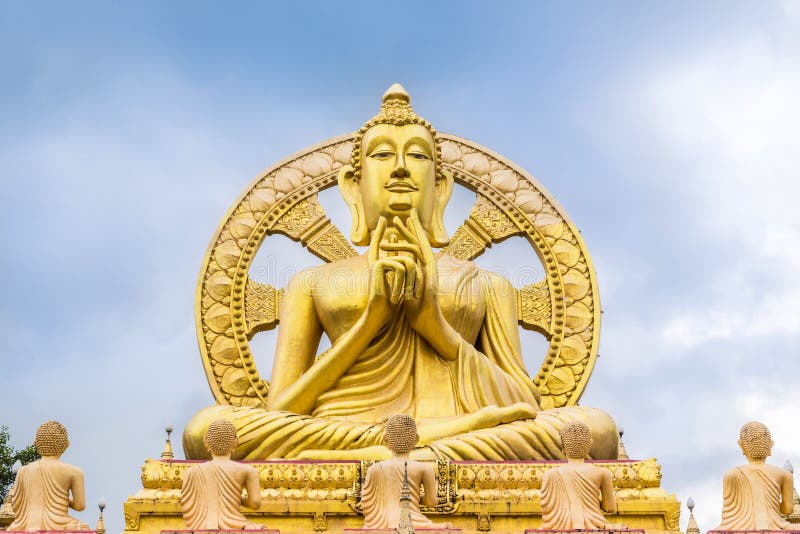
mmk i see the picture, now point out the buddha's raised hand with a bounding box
[392,210,461,362]
[365,216,412,332]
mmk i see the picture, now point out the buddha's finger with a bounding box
[392,216,418,245]
[369,216,388,263]
[379,242,421,256]
[371,256,392,297]
[375,258,406,304]
[392,255,417,296]
[414,262,423,299]
[389,263,405,305]
[409,210,436,265]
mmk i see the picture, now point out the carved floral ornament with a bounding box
[197,133,600,411]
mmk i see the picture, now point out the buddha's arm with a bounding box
[599,470,616,513]
[781,470,794,515]
[268,221,407,413]
[420,464,438,507]
[242,467,262,510]
[479,272,542,404]
[69,469,86,512]
[269,307,393,413]
[267,270,323,411]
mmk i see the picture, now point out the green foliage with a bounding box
[0,426,41,502]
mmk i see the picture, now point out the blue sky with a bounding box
[2,2,799,533]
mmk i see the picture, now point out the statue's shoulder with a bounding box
[722,465,746,481]
[439,253,515,292]
[45,460,83,477]
[292,255,367,282]
[284,255,365,294]
[542,465,559,480]
[183,462,203,477]
[761,463,791,477]
[438,253,481,278]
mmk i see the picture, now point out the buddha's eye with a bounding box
[370,151,394,160]
[407,152,430,161]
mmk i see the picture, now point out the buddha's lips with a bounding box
[385,181,418,192]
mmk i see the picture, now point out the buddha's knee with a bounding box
[539,406,619,460]
[183,405,237,460]
[582,407,619,460]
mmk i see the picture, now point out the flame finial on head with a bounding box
[383,83,410,104]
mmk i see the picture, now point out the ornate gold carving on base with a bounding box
[124,458,679,534]
[476,513,491,532]
[312,512,327,532]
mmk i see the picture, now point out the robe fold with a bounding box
[8,461,89,531]
[361,461,436,529]
[181,462,261,530]
[541,467,609,530]
[717,465,792,530]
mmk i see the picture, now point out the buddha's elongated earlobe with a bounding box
[429,168,454,247]
[338,165,370,246]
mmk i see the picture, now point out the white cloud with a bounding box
[633,33,800,348]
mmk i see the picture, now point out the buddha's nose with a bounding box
[391,164,410,179]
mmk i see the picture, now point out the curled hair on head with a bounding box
[384,414,419,455]
[34,421,70,456]
[560,420,593,459]
[739,421,773,460]
[204,419,239,456]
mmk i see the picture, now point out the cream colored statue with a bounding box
[716,421,794,531]
[541,420,620,530]
[361,414,445,529]
[7,421,90,531]
[184,84,617,461]
[180,419,265,530]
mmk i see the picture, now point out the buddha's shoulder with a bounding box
[38,460,83,475]
[289,255,368,285]
[438,253,514,287]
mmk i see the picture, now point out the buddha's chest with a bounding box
[313,265,483,342]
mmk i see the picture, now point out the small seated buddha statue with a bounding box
[361,414,447,529]
[184,83,618,462]
[180,419,265,530]
[7,421,90,531]
[716,421,794,531]
[540,420,621,530]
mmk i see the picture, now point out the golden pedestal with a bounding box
[122,459,680,534]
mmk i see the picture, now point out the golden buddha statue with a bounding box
[716,421,794,531]
[7,421,90,531]
[540,420,620,530]
[361,414,446,529]
[184,84,618,462]
[180,419,265,530]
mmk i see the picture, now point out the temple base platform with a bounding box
[122,459,681,534]
[161,530,281,534]
[525,530,644,534]
[344,529,461,534]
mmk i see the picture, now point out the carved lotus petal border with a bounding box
[196,133,600,410]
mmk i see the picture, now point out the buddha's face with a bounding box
[359,123,437,231]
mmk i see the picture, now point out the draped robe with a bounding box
[8,461,89,531]
[541,466,610,530]
[185,257,618,461]
[717,465,793,530]
[181,462,261,530]
[361,461,437,529]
